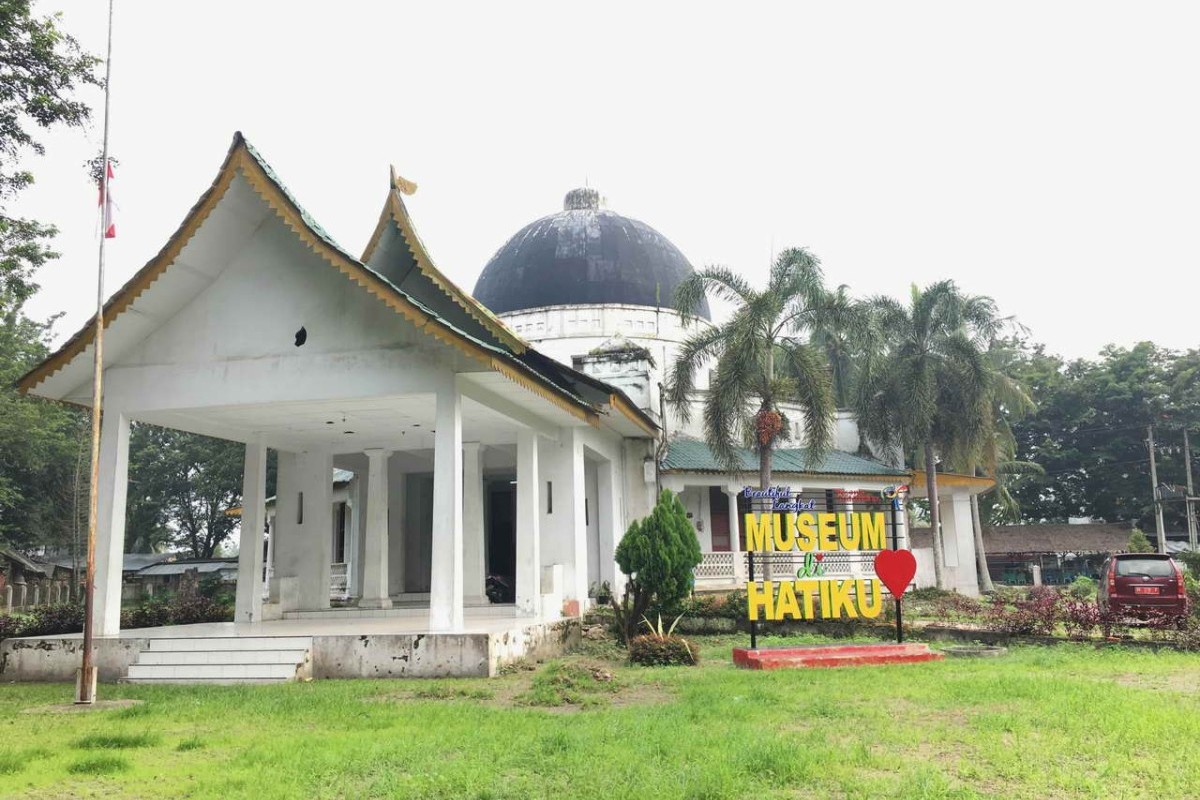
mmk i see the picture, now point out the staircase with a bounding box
[125,636,312,684]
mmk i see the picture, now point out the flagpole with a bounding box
[77,0,115,706]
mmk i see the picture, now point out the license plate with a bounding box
[1134,586,1160,595]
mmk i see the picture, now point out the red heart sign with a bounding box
[874,549,917,599]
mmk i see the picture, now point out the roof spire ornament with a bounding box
[564,187,599,211]
[389,165,418,196]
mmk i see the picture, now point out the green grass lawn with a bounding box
[1,636,1197,799]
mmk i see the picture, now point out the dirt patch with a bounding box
[367,656,674,712]
[21,699,143,715]
[1107,672,1200,695]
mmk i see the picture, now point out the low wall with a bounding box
[489,619,580,674]
[312,633,491,679]
[1,636,148,683]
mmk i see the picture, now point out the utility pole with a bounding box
[1146,425,1166,554]
[1185,427,1197,552]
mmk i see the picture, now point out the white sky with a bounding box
[13,1,1200,360]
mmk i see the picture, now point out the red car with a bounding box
[1098,553,1190,622]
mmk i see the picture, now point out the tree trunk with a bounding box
[970,492,994,593]
[924,444,946,590]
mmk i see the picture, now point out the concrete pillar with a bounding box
[515,429,541,617]
[360,448,393,609]
[565,429,588,605]
[94,411,131,636]
[728,487,745,583]
[463,442,487,604]
[3,585,10,610]
[596,459,620,592]
[939,492,979,596]
[264,517,275,601]
[32,584,39,607]
[294,450,333,610]
[429,384,464,631]
[235,441,268,622]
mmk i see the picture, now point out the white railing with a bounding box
[695,551,735,582]
[693,551,882,585]
[330,563,349,600]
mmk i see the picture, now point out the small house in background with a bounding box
[911,522,1133,586]
[134,558,238,599]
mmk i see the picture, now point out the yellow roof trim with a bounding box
[909,471,996,491]
[359,166,527,354]
[609,393,658,437]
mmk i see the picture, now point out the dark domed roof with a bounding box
[473,189,710,320]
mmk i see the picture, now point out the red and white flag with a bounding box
[97,160,116,238]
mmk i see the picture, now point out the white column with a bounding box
[94,411,131,636]
[939,492,979,596]
[728,486,745,584]
[296,450,333,611]
[235,441,268,622]
[515,429,541,617]
[429,385,464,631]
[596,459,619,590]
[463,442,487,604]
[565,429,588,605]
[360,448,393,608]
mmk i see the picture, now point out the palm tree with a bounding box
[666,248,843,491]
[853,281,1002,590]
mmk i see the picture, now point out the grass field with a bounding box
[0,636,1197,799]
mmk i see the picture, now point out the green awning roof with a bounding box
[660,438,906,477]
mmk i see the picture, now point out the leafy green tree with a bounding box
[854,281,1002,589]
[1007,341,1187,530]
[0,1,100,553]
[1128,528,1154,553]
[611,490,702,643]
[126,425,244,558]
[667,248,844,490]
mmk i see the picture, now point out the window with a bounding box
[547,481,553,514]
[1115,557,1174,577]
[297,492,304,525]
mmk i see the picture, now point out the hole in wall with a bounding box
[294,326,307,347]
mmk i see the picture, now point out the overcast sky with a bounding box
[13,1,1199,360]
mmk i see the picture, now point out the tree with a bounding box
[854,281,1002,589]
[126,425,244,558]
[0,2,100,553]
[666,248,843,491]
[1007,341,1186,530]
[611,490,702,643]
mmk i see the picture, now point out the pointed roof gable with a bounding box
[361,167,525,354]
[18,133,657,436]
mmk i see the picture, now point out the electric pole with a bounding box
[1147,426,1166,554]
[1185,427,1197,552]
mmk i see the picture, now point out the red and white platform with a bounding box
[732,643,944,670]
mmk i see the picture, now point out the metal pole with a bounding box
[748,530,757,650]
[890,500,902,644]
[1185,428,1197,552]
[1147,426,1166,554]
[77,0,115,705]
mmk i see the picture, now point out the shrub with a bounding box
[0,613,25,643]
[929,592,985,624]
[19,603,85,637]
[1061,598,1103,639]
[168,594,232,626]
[1128,529,1154,553]
[611,490,702,643]
[1065,576,1097,600]
[122,599,173,630]
[985,587,1061,636]
[628,634,699,666]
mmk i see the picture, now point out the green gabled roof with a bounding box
[660,438,907,477]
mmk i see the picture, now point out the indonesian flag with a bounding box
[98,161,115,238]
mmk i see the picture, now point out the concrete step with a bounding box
[127,661,300,682]
[136,648,309,666]
[124,677,291,685]
[145,636,312,652]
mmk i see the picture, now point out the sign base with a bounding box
[732,643,943,670]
